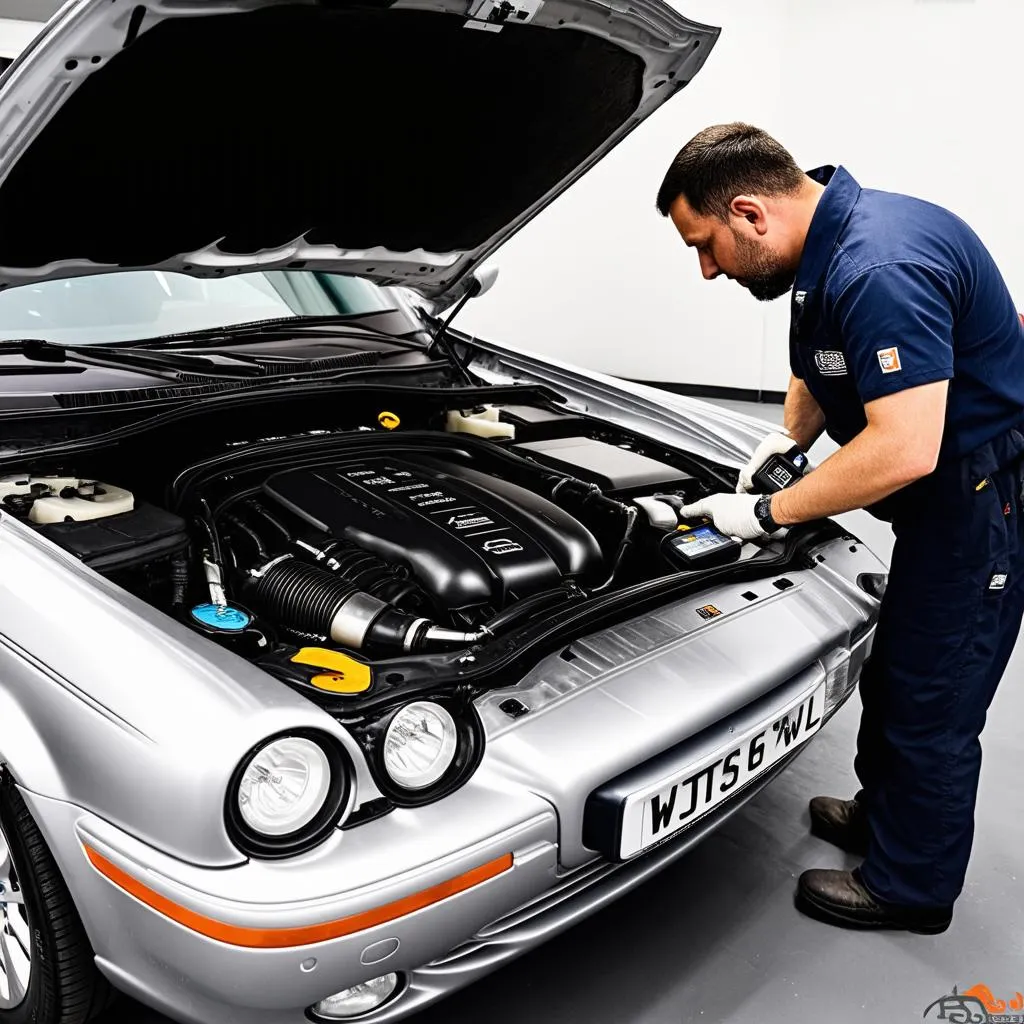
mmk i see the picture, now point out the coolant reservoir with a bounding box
[0,475,135,524]
[445,405,516,439]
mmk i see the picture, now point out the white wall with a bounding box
[0,17,41,59]
[457,0,1024,393]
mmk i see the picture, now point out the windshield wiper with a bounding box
[120,310,427,350]
[0,337,420,391]
[0,338,264,380]
[0,310,466,386]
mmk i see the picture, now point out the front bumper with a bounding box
[23,537,882,1024]
[391,732,819,1021]
[24,780,560,1024]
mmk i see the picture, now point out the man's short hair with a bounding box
[656,123,806,220]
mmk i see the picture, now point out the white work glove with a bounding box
[679,493,770,541]
[737,431,800,494]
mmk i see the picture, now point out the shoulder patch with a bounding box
[877,347,902,373]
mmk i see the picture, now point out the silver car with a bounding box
[0,2,885,1023]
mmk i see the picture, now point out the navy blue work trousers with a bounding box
[854,426,1024,909]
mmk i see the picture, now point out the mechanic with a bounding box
[656,123,1024,934]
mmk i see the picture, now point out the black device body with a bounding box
[752,447,809,493]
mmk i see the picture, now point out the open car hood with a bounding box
[0,0,718,305]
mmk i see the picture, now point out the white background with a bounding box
[0,17,39,58]
[454,0,1024,393]
[2,3,1022,394]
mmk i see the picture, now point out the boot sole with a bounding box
[796,885,951,935]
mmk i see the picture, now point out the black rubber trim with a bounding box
[626,379,786,405]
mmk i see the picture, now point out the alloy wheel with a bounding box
[0,819,31,1009]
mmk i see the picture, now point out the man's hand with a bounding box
[679,493,773,541]
[737,431,805,493]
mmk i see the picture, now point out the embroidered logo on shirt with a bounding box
[877,347,902,374]
[814,350,848,377]
[990,574,1008,591]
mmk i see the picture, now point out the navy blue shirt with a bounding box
[789,166,1024,459]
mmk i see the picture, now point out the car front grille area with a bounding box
[360,645,869,1022]
[418,751,799,977]
[417,646,868,983]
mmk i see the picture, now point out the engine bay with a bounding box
[0,396,782,708]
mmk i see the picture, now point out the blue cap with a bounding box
[190,603,251,632]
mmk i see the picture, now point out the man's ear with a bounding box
[730,195,769,236]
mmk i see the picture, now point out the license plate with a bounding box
[618,682,826,859]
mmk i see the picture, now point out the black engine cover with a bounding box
[262,455,603,613]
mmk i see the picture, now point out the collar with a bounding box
[794,165,862,295]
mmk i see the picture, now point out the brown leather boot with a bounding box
[808,796,870,856]
[796,869,952,934]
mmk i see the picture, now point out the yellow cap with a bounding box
[310,672,371,694]
[291,648,372,694]
[378,411,401,430]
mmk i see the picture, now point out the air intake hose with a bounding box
[245,556,487,653]
[293,539,425,611]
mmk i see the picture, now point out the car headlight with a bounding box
[227,731,350,858]
[238,737,331,835]
[383,701,458,790]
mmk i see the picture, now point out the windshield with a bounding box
[0,270,396,344]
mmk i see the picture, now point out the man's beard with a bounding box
[732,231,796,302]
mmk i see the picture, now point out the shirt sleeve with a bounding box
[831,261,956,403]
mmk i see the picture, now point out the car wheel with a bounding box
[0,774,115,1024]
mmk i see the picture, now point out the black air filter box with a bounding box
[513,436,694,493]
[37,504,189,572]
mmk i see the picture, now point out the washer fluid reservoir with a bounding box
[0,475,135,524]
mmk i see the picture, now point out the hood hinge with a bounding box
[465,0,544,31]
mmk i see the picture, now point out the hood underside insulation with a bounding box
[0,4,644,272]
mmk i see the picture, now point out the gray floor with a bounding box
[98,401,1024,1024]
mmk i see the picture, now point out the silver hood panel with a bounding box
[0,0,719,303]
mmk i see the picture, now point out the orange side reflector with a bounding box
[83,845,513,949]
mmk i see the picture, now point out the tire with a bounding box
[0,773,116,1024]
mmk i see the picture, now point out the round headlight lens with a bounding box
[237,737,332,837]
[383,702,458,790]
